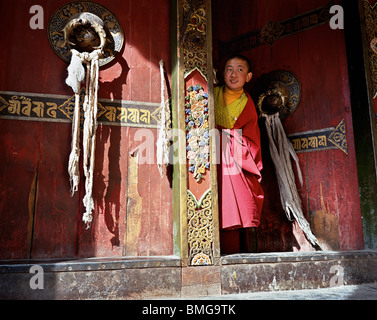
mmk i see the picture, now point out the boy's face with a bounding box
[223,58,253,91]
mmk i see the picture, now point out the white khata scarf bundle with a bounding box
[262,113,321,248]
[66,48,101,228]
[156,60,171,176]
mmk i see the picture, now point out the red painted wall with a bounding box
[213,0,364,252]
[0,0,173,259]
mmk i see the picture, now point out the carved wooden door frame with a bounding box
[171,0,220,266]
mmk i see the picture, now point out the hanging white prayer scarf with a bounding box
[156,60,171,176]
[262,113,321,249]
[66,49,101,228]
[67,49,84,196]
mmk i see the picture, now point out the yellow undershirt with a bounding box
[223,86,244,106]
[215,86,248,129]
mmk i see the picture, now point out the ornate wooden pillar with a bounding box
[172,0,220,266]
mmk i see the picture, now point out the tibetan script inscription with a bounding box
[0,91,162,128]
[290,134,328,152]
[220,1,332,57]
[288,120,348,154]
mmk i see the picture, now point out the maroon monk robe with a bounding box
[217,91,264,230]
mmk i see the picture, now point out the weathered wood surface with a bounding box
[0,0,173,259]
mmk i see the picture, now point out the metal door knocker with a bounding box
[255,70,321,249]
[47,2,124,228]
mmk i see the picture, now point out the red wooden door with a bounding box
[213,0,364,252]
[0,0,173,259]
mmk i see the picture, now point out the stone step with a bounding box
[1,250,376,299]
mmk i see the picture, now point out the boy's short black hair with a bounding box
[223,54,251,72]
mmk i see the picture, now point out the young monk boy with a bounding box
[214,54,264,253]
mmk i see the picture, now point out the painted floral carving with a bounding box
[185,85,210,182]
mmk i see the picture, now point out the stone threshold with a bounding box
[1,250,376,299]
[221,249,377,265]
[0,255,181,273]
[219,250,377,295]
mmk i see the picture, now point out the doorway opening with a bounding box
[211,0,364,254]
